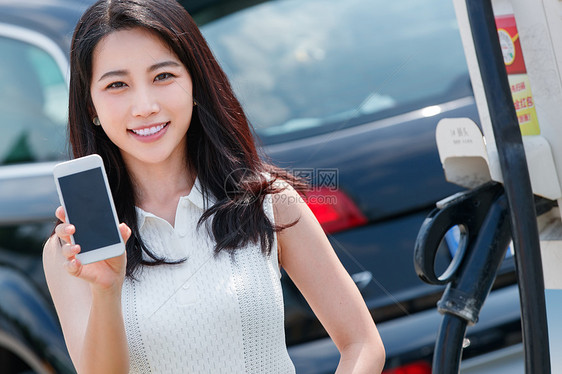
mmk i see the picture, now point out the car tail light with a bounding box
[382,361,432,374]
[302,187,367,234]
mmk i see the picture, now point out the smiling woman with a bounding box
[42,0,385,373]
[89,28,194,169]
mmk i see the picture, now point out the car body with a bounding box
[0,0,524,372]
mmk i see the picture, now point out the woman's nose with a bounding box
[131,86,160,118]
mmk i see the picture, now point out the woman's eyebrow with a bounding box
[148,60,182,72]
[97,61,181,82]
[98,69,128,82]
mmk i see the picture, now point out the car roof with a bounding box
[0,0,220,53]
[0,0,94,52]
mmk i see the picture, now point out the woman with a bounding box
[43,0,385,373]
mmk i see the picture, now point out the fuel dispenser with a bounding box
[413,0,562,372]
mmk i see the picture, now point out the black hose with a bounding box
[427,188,511,374]
[433,315,467,373]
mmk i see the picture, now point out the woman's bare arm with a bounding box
[274,185,385,373]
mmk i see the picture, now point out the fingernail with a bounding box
[65,225,74,234]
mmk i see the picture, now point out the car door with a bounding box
[0,21,74,374]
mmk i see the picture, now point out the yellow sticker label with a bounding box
[508,74,540,136]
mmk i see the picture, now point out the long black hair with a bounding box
[68,0,306,277]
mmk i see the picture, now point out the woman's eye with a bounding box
[155,72,174,81]
[107,81,126,89]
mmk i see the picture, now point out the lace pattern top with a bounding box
[121,177,295,373]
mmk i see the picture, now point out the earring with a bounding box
[93,117,101,126]
[193,100,197,106]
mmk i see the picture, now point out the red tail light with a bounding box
[302,187,367,234]
[382,361,432,374]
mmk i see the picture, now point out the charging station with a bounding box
[415,0,562,372]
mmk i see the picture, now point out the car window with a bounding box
[198,0,471,145]
[0,35,68,165]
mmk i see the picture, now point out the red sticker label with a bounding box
[495,15,526,74]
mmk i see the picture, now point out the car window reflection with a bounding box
[200,0,471,143]
[0,36,67,165]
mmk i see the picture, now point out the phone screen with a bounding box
[58,167,121,252]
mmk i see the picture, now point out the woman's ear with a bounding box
[86,96,97,120]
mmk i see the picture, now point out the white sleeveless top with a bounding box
[121,177,295,373]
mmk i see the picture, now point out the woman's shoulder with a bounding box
[268,178,307,228]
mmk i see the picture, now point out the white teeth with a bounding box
[131,123,166,136]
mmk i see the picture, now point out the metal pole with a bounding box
[464,0,551,372]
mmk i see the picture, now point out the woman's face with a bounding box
[90,27,194,170]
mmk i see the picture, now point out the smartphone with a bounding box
[53,154,125,264]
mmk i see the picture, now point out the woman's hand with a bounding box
[45,207,133,373]
[54,206,131,292]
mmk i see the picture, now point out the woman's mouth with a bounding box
[129,122,169,142]
[130,122,168,136]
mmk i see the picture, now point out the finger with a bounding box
[64,258,82,278]
[55,206,66,222]
[55,223,75,244]
[119,223,132,243]
[61,243,80,259]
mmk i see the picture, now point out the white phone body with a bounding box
[53,154,125,264]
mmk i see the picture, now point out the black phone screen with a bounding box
[58,167,121,252]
